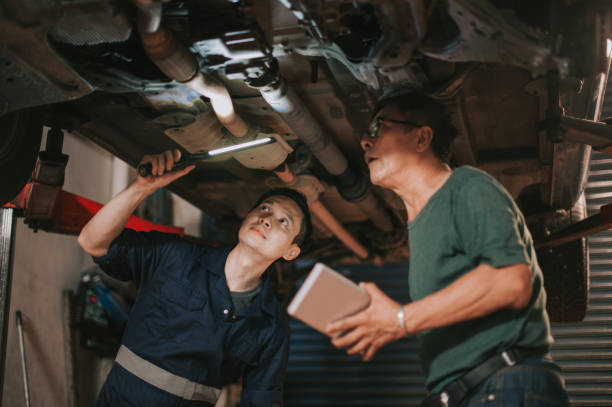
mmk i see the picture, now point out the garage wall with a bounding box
[555,150,612,406]
[2,129,115,407]
[285,263,423,406]
[1,130,202,407]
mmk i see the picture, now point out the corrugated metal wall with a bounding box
[285,263,425,406]
[285,160,612,406]
[551,150,612,406]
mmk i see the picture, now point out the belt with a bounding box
[115,345,222,404]
[421,347,550,407]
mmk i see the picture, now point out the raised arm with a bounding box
[77,149,194,258]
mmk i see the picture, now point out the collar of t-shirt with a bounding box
[229,284,263,316]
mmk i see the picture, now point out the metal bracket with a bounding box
[23,128,69,231]
[537,68,612,150]
[542,70,565,143]
[536,202,612,249]
[559,116,612,152]
[538,113,612,152]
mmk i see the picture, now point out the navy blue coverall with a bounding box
[93,229,290,406]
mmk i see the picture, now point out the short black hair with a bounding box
[251,188,312,248]
[373,92,458,163]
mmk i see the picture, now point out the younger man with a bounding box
[78,149,312,407]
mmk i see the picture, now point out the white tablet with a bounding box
[287,262,370,335]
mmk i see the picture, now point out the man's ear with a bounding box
[415,126,434,152]
[282,244,301,261]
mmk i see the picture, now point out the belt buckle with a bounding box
[440,391,450,407]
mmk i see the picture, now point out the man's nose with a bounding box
[259,216,271,228]
[360,136,373,151]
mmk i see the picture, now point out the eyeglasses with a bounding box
[367,116,424,139]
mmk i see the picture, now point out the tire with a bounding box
[533,194,589,322]
[0,109,43,205]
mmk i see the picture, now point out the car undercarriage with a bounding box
[2,0,612,321]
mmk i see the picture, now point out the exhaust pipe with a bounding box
[251,65,393,232]
[131,4,390,254]
[275,164,369,259]
[134,3,248,137]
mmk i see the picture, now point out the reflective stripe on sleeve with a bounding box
[115,345,222,403]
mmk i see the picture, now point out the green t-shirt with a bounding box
[230,283,262,316]
[407,166,552,392]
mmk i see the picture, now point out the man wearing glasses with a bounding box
[326,93,570,406]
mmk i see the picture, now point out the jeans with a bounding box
[464,355,570,407]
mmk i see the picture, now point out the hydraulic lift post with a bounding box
[0,207,16,401]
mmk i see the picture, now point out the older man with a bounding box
[326,93,569,407]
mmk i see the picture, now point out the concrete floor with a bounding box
[1,130,201,407]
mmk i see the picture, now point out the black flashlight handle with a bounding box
[137,155,205,177]
[137,162,155,177]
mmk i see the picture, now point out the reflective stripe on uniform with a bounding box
[115,345,222,403]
